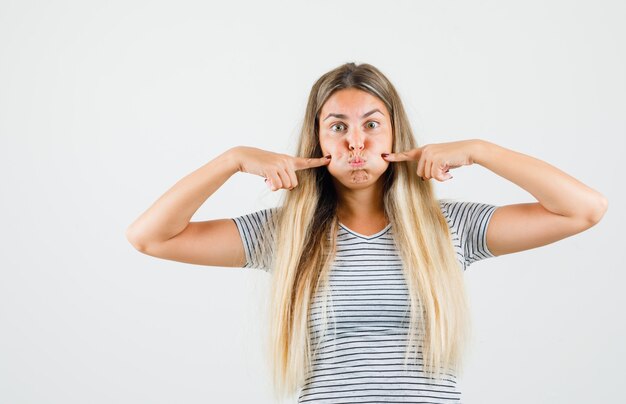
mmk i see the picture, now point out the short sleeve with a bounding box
[231,207,279,272]
[439,200,498,269]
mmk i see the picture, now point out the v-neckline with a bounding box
[338,222,392,240]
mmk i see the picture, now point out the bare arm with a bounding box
[471,139,607,222]
[125,146,330,267]
[125,147,240,250]
[470,139,608,257]
[382,139,608,258]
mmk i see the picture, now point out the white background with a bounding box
[1,0,624,403]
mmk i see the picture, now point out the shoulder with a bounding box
[231,206,282,240]
[438,198,497,222]
[437,198,499,266]
[437,198,499,240]
[231,206,283,271]
[232,206,281,223]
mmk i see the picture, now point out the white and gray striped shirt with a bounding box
[232,200,498,403]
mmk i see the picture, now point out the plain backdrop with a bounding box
[1,0,624,403]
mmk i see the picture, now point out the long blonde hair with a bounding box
[253,62,471,401]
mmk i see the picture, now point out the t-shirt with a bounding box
[232,200,498,403]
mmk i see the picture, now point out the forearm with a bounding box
[126,147,241,248]
[471,139,608,221]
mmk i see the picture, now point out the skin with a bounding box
[315,89,608,256]
[264,88,607,254]
[318,88,393,230]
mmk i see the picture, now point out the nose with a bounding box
[347,128,365,154]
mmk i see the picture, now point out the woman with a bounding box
[126,62,608,403]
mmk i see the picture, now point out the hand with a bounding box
[381,140,476,182]
[232,146,332,191]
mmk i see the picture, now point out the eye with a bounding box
[366,121,380,129]
[330,123,346,132]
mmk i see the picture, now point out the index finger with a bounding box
[382,147,422,162]
[293,155,332,170]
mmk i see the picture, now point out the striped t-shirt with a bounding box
[232,200,498,403]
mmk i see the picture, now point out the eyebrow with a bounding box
[323,108,384,121]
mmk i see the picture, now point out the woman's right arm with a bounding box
[125,147,247,267]
[126,147,239,247]
[125,146,330,267]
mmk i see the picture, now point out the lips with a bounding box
[349,156,366,167]
[349,156,365,164]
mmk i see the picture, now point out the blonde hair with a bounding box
[253,62,471,402]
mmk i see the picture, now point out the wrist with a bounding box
[221,146,242,175]
[469,139,491,166]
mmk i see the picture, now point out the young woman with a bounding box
[126,62,608,403]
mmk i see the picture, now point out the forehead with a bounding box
[320,88,388,116]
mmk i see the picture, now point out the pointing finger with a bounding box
[294,155,332,170]
[381,147,422,162]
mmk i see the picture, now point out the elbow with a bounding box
[586,194,608,225]
[125,226,147,251]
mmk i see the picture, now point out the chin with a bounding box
[330,168,385,188]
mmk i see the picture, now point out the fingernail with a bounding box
[325,154,331,159]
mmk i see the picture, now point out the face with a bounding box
[318,88,393,189]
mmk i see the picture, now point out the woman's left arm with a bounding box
[469,139,608,257]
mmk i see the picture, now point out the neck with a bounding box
[333,176,386,223]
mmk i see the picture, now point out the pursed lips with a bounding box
[349,155,364,163]
[349,156,366,166]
